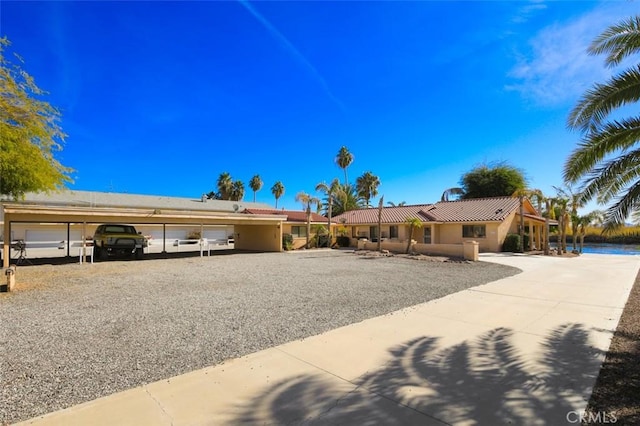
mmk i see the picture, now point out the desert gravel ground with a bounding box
[0,249,520,424]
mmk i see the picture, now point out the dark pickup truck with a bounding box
[93,224,147,260]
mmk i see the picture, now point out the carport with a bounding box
[2,203,286,268]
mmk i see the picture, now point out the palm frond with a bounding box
[564,116,640,183]
[578,150,640,204]
[603,178,640,231]
[567,65,640,132]
[589,16,640,66]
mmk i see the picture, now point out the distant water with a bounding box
[579,243,640,255]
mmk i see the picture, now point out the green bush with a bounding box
[502,234,521,252]
[282,233,294,251]
[316,234,329,248]
[336,236,351,247]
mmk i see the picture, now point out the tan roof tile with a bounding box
[424,197,521,222]
[332,197,526,224]
[332,205,434,225]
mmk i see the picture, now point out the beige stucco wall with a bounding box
[345,224,413,243]
[233,224,282,252]
[414,243,465,258]
[498,211,518,251]
[436,222,507,252]
[282,223,326,249]
[361,240,407,253]
[341,217,520,253]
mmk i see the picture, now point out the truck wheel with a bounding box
[96,245,107,261]
[135,247,144,260]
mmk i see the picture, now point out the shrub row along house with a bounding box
[331,196,548,255]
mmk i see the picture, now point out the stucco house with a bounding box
[242,209,328,249]
[332,196,548,253]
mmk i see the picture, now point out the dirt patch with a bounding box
[583,270,640,425]
[3,261,147,293]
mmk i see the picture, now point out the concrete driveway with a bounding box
[15,253,639,426]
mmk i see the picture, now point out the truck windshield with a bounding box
[104,226,136,234]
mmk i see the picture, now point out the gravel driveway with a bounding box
[0,250,520,424]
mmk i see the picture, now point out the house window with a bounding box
[424,227,432,244]
[291,226,307,238]
[462,225,486,238]
[369,226,378,240]
[389,226,398,238]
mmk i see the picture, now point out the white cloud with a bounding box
[506,3,638,107]
[511,0,547,24]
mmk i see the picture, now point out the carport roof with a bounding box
[1,190,270,213]
[2,203,286,226]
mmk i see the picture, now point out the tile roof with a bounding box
[332,197,527,224]
[332,205,434,225]
[421,197,522,222]
[2,190,271,213]
[243,209,327,223]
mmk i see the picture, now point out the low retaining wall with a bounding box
[413,243,464,258]
[359,240,406,253]
[356,240,479,261]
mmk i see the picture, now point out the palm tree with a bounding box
[316,178,340,247]
[295,191,320,249]
[335,146,354,184]
[356,171,381,207]
[405,217,423,254]
[271,181,285,208]
[441,187,464,202]
[217,172,233,200]
[564,15,640,230]
[576,213,597,253]
[387,201,407,207]
[377,196,384,252]
[554,186,583,252]
[512,188,544,252]
[554,198,570,254]
[249,174,263,203]
[589,209,606,227]
[230,180,244,201]
[543,197,557,256]
[332,183,365,216]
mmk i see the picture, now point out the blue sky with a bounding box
[2,1,638,211]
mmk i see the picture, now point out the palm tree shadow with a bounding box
[230,324,603,425]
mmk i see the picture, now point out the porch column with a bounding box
[537,223,542,251]
[66,223,71,257]
[82,222,87,264]
[3,218,10,268]
[200,223,204,257]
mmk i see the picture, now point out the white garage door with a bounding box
[148,230,186,240]
[203,229,227,241]
[25,229,81,243]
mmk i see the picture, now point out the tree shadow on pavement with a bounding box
[231,323,604,425]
